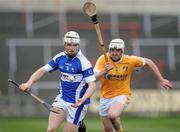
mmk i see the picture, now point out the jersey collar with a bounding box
[64,50,82,60]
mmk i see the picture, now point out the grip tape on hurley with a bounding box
[90,15,98,24]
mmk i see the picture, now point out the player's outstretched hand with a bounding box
[159,79,173,90]
[71,98,84,108]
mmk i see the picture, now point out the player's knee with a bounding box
[108,112,118,120]
[104,126,114,132]
[47,126,56,132]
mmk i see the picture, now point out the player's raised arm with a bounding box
[144,58,173,89]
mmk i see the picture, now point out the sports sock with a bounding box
[78,120,86,132]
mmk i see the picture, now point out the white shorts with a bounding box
[52,95,89,125]
[99,95,130,116]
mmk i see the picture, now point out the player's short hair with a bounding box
[109,38,125,52]
[64,31,80,44]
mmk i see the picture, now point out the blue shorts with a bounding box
[52,95,89,125]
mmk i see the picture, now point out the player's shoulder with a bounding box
[121,54,131,61]
[77,51,93,70]
[77,50,89,62]
[123,54,145,65]
[76,50,91,66]
[123,54,140,60]
[52,52,66,61]
[99,54,106,59]
[122,54,143,63]
[97,54,107,61]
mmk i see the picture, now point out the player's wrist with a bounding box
[103,68,109,73]
[27,80,33,87]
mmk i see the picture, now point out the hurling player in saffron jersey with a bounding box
[94,38,173,132]
[19,31,96,132]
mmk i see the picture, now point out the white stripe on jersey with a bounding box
[76,51,92,71]
[84,75,96,83]
[43,64,53,72]
[52,52,65,62]
[75,80,86,102]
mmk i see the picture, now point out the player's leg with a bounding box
[110,117,123,132]
[63,120,86,132]
[108,101,124,131]
[64,104,88,132]
[47,109,66,132]
[101,116,114,132]
[119,118,123,132]
[99,97,115,132]
[63,122,78,132]
[108,95,130,132]
[47,95,67,132]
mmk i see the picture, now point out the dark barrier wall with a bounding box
[1,12,180,94]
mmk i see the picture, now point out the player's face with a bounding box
[109,48,123,61]
[64,43,80,57]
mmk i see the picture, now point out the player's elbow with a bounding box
[144,58,155,67]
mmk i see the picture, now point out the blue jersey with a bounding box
[43,50,96,104]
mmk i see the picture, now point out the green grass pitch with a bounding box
[0,115,180,132]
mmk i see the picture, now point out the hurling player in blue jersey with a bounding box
[19,31,96,132]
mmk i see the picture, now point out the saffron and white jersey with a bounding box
[94,53,145,98]
[43,50,96,104]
